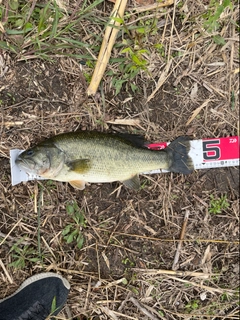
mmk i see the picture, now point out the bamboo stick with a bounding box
[87,0,128,95]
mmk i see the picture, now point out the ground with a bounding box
[0,1,239,319]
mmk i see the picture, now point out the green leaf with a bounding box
[121,47,133,54]
[131,54,142,65]
[110,16,124,24]
[77,236,84,249]
[66,204,74,215]
[24,22,33,33]
[6,29,25,35]
[9,0,19,10]
[51,296,57,314]
[15,19,24,28]
[136,27,146,34]
[213,35,226,45]
[130,83,138,93]
[66,233,74,243]
[62,224,72,235]
[71,229,79,237]
[0,41,17,53]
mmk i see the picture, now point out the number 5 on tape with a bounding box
[195,136,239,169]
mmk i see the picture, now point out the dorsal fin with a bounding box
[114,133,147,148]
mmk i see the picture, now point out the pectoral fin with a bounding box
[122,175,140,190]
[69,180,86,190]
[67,159,91,173]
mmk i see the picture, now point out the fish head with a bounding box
[15,143,65,178]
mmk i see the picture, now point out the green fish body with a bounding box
[16,131,193,189]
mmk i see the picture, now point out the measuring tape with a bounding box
[10,136,239,186]
[145,136,239,173]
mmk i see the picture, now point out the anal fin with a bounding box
[69,180,86,190]
[122,175,140,190]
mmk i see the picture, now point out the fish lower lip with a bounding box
[15,159,24,167]
[16,158,34,171]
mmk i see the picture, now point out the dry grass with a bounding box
[0,0,239,319]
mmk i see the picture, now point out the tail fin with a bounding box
[166,136,193,174]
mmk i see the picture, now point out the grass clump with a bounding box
[0,0,104,59]
[8,239,41,269]
[203,0,233,33]
[209,194,230,214]
[62,200,87,249]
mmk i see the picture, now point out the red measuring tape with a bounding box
[147,136,239,171]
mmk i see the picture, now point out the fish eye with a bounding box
[26,149,34,156]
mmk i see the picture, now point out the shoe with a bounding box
[0,272,70,320]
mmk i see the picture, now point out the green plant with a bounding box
[106,14,160,94]
[209,195,230,214]
[9,239,41,269]
[108,44,149,95]
[203,0,233,32]
[62,201,87,249]
[185,299,200,312]
[221,292,231,302]
[158,310,165,317]
[46,180,57,189]
[122,257,135,267]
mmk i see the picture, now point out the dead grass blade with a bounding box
[0,259,13,284]
[166,275,235,295]
[100,307,137,319]
[106,118,143,128]
[172,210,189,270]
[186,99,211,126]
[132,268,218,280]
[146,59,172,103]
[129,297,161,320]
[110,231,240,245]
[132,0,174,13]
[0,218,23,246]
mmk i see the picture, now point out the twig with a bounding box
[100,306,119,320]
[172,210,189,270]
[130,297,162,320]
[0,218,23,246]
[87,0,128,95]
[109,230,239,245]
[26,0,37,23]
[166,275,235,295]
[0,231,30,245]
[0,259,13,284]
[131,0,174,13]
[132,268,218,280]
[3,121,24,127]
[146,59,172,103]
[186,99,211,126]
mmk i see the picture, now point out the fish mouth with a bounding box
[15,157,36,173]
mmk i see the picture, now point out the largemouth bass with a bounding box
[15,131,193,190]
